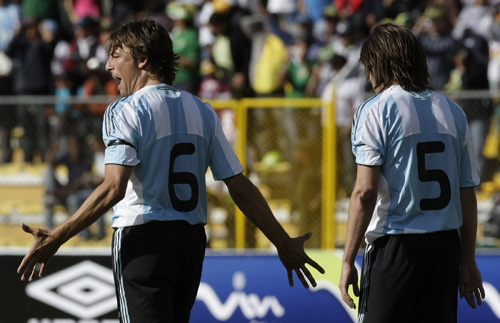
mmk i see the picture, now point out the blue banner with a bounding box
[2,249,499,322]
[192,251,354,322]
[192,250,500,322]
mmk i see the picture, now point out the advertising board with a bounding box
[1,249,499,322]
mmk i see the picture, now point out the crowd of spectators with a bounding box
[1,0,500,173]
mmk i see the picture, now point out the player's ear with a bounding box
[137,57,149,69]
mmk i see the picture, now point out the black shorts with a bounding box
[111,220,206,323]
[358,230,460,323]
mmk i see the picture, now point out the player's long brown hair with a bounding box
[360,23,430,92]
[108,18,180,85]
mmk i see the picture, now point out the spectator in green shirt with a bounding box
[167,2,200,95]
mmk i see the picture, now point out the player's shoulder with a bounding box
[110,85,175,110]
[177,88,218,117]
[105,95,128,114]
[142,84,208,110]
[355,91,383,117]
[428,90,468,120]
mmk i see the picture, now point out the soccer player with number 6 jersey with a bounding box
[17,18,324,323]
[339,23,485,323]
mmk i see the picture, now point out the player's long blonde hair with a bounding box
[360,23,431,92]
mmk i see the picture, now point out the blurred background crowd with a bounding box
[2,0,500,243]
[1,0,500,162]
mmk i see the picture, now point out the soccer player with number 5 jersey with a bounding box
[339,23,485,323]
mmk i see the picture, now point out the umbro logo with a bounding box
[26,260,117,319]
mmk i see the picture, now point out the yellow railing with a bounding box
[207,98,337,249]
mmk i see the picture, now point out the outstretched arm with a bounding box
[17,164,132,281]
[224,173,325,288]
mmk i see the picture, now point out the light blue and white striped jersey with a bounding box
[352,85,479,244]
[103,84,244,227]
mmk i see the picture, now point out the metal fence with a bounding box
[0,91,499,249]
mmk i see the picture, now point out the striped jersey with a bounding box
[352,85,479,244]
[103,84,244,228]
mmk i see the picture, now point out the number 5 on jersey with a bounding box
[417,141,451,211]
